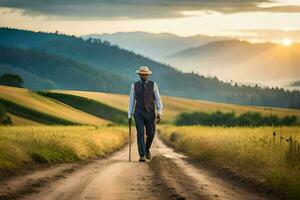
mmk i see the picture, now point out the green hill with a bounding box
[0,46,130,92]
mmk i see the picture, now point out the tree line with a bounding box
[175,111,298,127]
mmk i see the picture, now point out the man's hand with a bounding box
[156,113,161,124]
[128,117,132,125]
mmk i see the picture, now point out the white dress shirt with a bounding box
[128,80,163,119]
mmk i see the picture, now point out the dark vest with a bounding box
[134,80,155,113]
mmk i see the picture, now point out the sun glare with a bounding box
[281,38,292,46]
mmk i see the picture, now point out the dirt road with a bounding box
[0,132,275,200]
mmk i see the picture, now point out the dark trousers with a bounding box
[134,110,156,157]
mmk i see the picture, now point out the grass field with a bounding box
[1,85,299,125]
[1,85,300,198]
[0,86,110,125]
[0,125,128,173]
[51,89,300,123]
[159,124,300,199]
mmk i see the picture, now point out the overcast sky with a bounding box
[1,0,300,42]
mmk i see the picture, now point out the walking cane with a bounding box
[128,119,132,162]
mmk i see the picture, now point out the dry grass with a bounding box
[52,89,300,123]
[6,113,43,126]
[159,124,300,199]
[51,90,129,112]
[0,125,128,171]
[0,86,110,125]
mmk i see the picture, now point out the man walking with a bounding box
[128,66,163,162]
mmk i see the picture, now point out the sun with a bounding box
[281,38,292,46]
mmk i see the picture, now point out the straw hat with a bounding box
[136,66,152,75]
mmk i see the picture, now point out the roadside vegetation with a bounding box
[0,126,127,176]
[159,125,300,199]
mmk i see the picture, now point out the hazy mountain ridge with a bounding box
[169,40,274,58]
[82,31,228,60]
[166,39,300,85]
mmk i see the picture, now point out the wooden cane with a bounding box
[128,119,132,162]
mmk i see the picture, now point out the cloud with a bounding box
[237,29,300,42]
[0,0,300,19]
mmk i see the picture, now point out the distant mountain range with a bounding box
[0,27,300,109]
[165,40,300,86]
[82,32,227,60]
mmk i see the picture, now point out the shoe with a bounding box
[146,150,151,159]
[139,156,146,162]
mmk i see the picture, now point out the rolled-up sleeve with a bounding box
[153,82,163,115]
[128,83,135,118]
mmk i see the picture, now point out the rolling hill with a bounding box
[0,46,130,92]
[1,27,300,109]
[50,89,300,124]
[6,113,43,126]
[1,85,299,125]
[0,85,110,126]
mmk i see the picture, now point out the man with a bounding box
[128,66,163,162]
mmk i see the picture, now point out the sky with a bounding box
[0,0,300,42]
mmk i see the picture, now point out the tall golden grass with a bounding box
[159,125,300,199]
[0,125,127,172]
